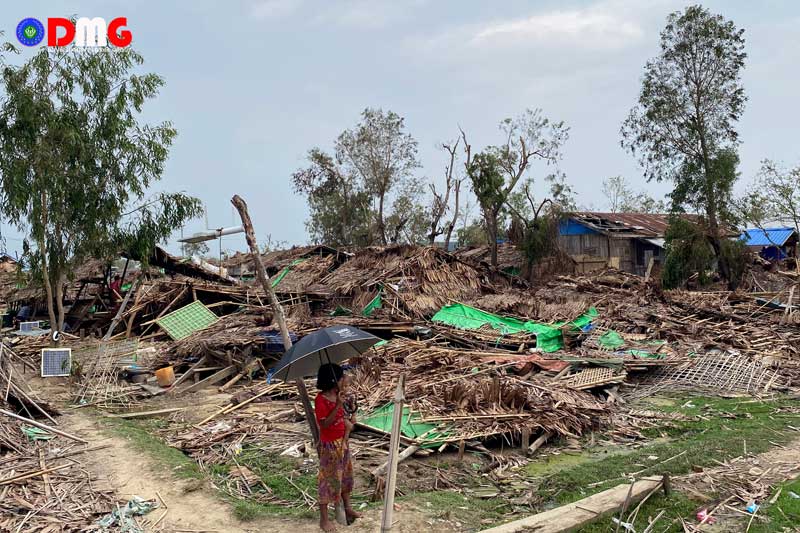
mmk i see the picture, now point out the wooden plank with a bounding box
[168,355,207,391]
[480,478,662,533]
[177,365,237,394]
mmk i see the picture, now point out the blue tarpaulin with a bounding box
[741,227,796,247]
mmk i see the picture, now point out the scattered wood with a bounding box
[0,409,88,444]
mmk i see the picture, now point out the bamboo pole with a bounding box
[381,374,406,533]
[231,195,320,446]
[103,278,140,341]
[0,409,88,444]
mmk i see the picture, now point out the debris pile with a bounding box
[1,242,798,519]
[0,345,117,532]
[351,339,611,443]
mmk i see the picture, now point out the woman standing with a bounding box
[315,363,361,532]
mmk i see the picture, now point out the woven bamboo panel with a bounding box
[561,367,624,390]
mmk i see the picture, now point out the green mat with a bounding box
[360,403,449,448]
[431,303,597,352]
[156,301,219,340]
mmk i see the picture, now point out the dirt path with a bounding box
[58,406,456,533]
[63,408,321,533]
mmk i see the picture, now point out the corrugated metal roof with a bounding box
[569,212,739,238]
[570,212,694,238]
[741,227,798,247]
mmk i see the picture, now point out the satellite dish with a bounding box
[51,330,61,343]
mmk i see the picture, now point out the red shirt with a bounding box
[315,393,345,442]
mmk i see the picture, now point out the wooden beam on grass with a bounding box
[480,477,663,533]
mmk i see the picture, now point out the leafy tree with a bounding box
[662,217,715,288]
[462,109,568,266]
[546,173,577,212]
[293,109,423,246]
[0,47,202,334]
[338,108,420,245]
[292,148,373,247]
[663,215,748,288]
[738,160,800,260]
[503,178,565,278]
[456,221,488,248]
[602,175,667,213]
[621,5,747,288]
[183,241,209,257]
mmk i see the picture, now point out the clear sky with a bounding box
[2,1,799,257]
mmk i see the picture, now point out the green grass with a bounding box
[578,492,699,533]
[485,395,800,532]
[101,417,202,479]
[749,477,800,532]
[541,396,800,505]
[405,489,512,529]
[219,448,319,520]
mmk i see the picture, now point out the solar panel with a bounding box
[41,348,72,377]
[20,321,41,332]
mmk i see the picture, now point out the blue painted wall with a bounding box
[559,219,598,236]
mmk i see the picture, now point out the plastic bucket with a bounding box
[155,366,175,387]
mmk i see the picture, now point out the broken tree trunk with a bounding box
[480,477,663,533]
[231,195,319,446]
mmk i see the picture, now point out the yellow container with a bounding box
[155,366,175,387]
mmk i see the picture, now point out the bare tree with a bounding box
[427,138,463,249]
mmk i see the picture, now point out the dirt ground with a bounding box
[27,373,462,533]
[23,373,800,532]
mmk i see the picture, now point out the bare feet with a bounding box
[320,516,336,532]
[345,507,362,524]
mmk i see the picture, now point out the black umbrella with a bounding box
[271,325,380,381]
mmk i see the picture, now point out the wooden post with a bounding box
[231,195,319,446]
[381,375,406,533]
[521,428,531,450]
[103,278,139,341]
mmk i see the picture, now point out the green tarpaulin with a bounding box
[360,403,449,448]
[431,303,597,352]
[598,330,625,349]
[329,305,352,316]
[271,258,306,288]
[362,288,383,317]
[625,349,666,360]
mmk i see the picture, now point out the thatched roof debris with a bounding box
[320,245,514,318]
